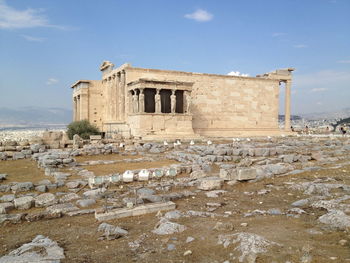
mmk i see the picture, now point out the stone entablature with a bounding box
[127,79,193,115]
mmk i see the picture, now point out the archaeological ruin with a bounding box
[71,61,294,139]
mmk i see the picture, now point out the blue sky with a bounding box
[0,0,349,114]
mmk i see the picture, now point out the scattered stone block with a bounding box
[152,218,186,235]
[197,177,223,191]
[95,201,176,221]
[46,203,79,214]
[0,202,14,214]
[237,168,257,181]
[76,199,96,208]
[0,194,15,202]
[0,235,65,262]
[14,196,34,210]
[34,193,58,207]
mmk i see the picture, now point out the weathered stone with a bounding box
[217,232,281,262]
[0,235,65,263]
[190,170,207,179]
[95,201,176,221]
[0,174,7,181]
[197,177,223,191]
[164,210,183,220]
[0,194,15,202]
[14,196,34,210]
[97,222,128,240]
[0,202,14,214]
[237,168,257,181]
[318,210,350,230]
[35,185,47,192]
[152,218,186,235]
[11,182,34,193]
[76,199,96,207]
[34,193,58,207]
[59,193,80,203]
[219,169,237,181]
[46,203,79,214]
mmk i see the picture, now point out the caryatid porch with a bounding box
[126,79,198,139]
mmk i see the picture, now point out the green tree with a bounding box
[67,120,100,140]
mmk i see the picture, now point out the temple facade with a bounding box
[71,61,294,140]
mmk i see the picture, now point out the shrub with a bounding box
[67,120,100,140]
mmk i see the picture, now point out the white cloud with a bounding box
[46,78,58,85]
[0,0,66,29]
[293,44,308,48]
[337,60,350,64]
[316,102,323,105]
[21,34,45,42]
[185,9,213,22]
[227,71,249,77]
[311,87,328,93]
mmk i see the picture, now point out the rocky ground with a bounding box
[1,135,350,262]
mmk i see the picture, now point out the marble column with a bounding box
[76,95,80,121]
[155,89,161,113]
[120,71,126,119]
[139,88,145,113]
[73,97,77,121]
[170,89,176,113]
[284,80,291,131]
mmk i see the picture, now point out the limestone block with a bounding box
[0,202,14,214]
[14,196,34,210]
[237,168,257,181]
[95,201,176,221]
[34,193,58,207]
[219,169,237,181]
[197,177,224,191]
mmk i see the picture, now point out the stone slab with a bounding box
[237,168,257,181]
[95,201,176,221]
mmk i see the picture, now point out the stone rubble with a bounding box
[0,235,65,263]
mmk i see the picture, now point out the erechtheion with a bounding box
[71,61,294,140]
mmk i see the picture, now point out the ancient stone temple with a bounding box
[71,61,294,140]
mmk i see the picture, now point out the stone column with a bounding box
[76,95,80,121]
[185,91,191,113]
[155,89,161,113]
[112,74,117,120]
[170,89,176,113]
[120,71,126,120]
[284,80,291,131]
[139,88,145,113]
[128,90,133,114]
[73,97,77,121]
[116,72,120,121]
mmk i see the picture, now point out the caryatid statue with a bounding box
[170,90,176,113]
[139,89,145,113]
[185,91,191,113]
[132,91,139,113]
[155,89,161,113]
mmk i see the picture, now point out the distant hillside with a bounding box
[0,107,72,127]
[278,115,302,121]
[301,108,350,120]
